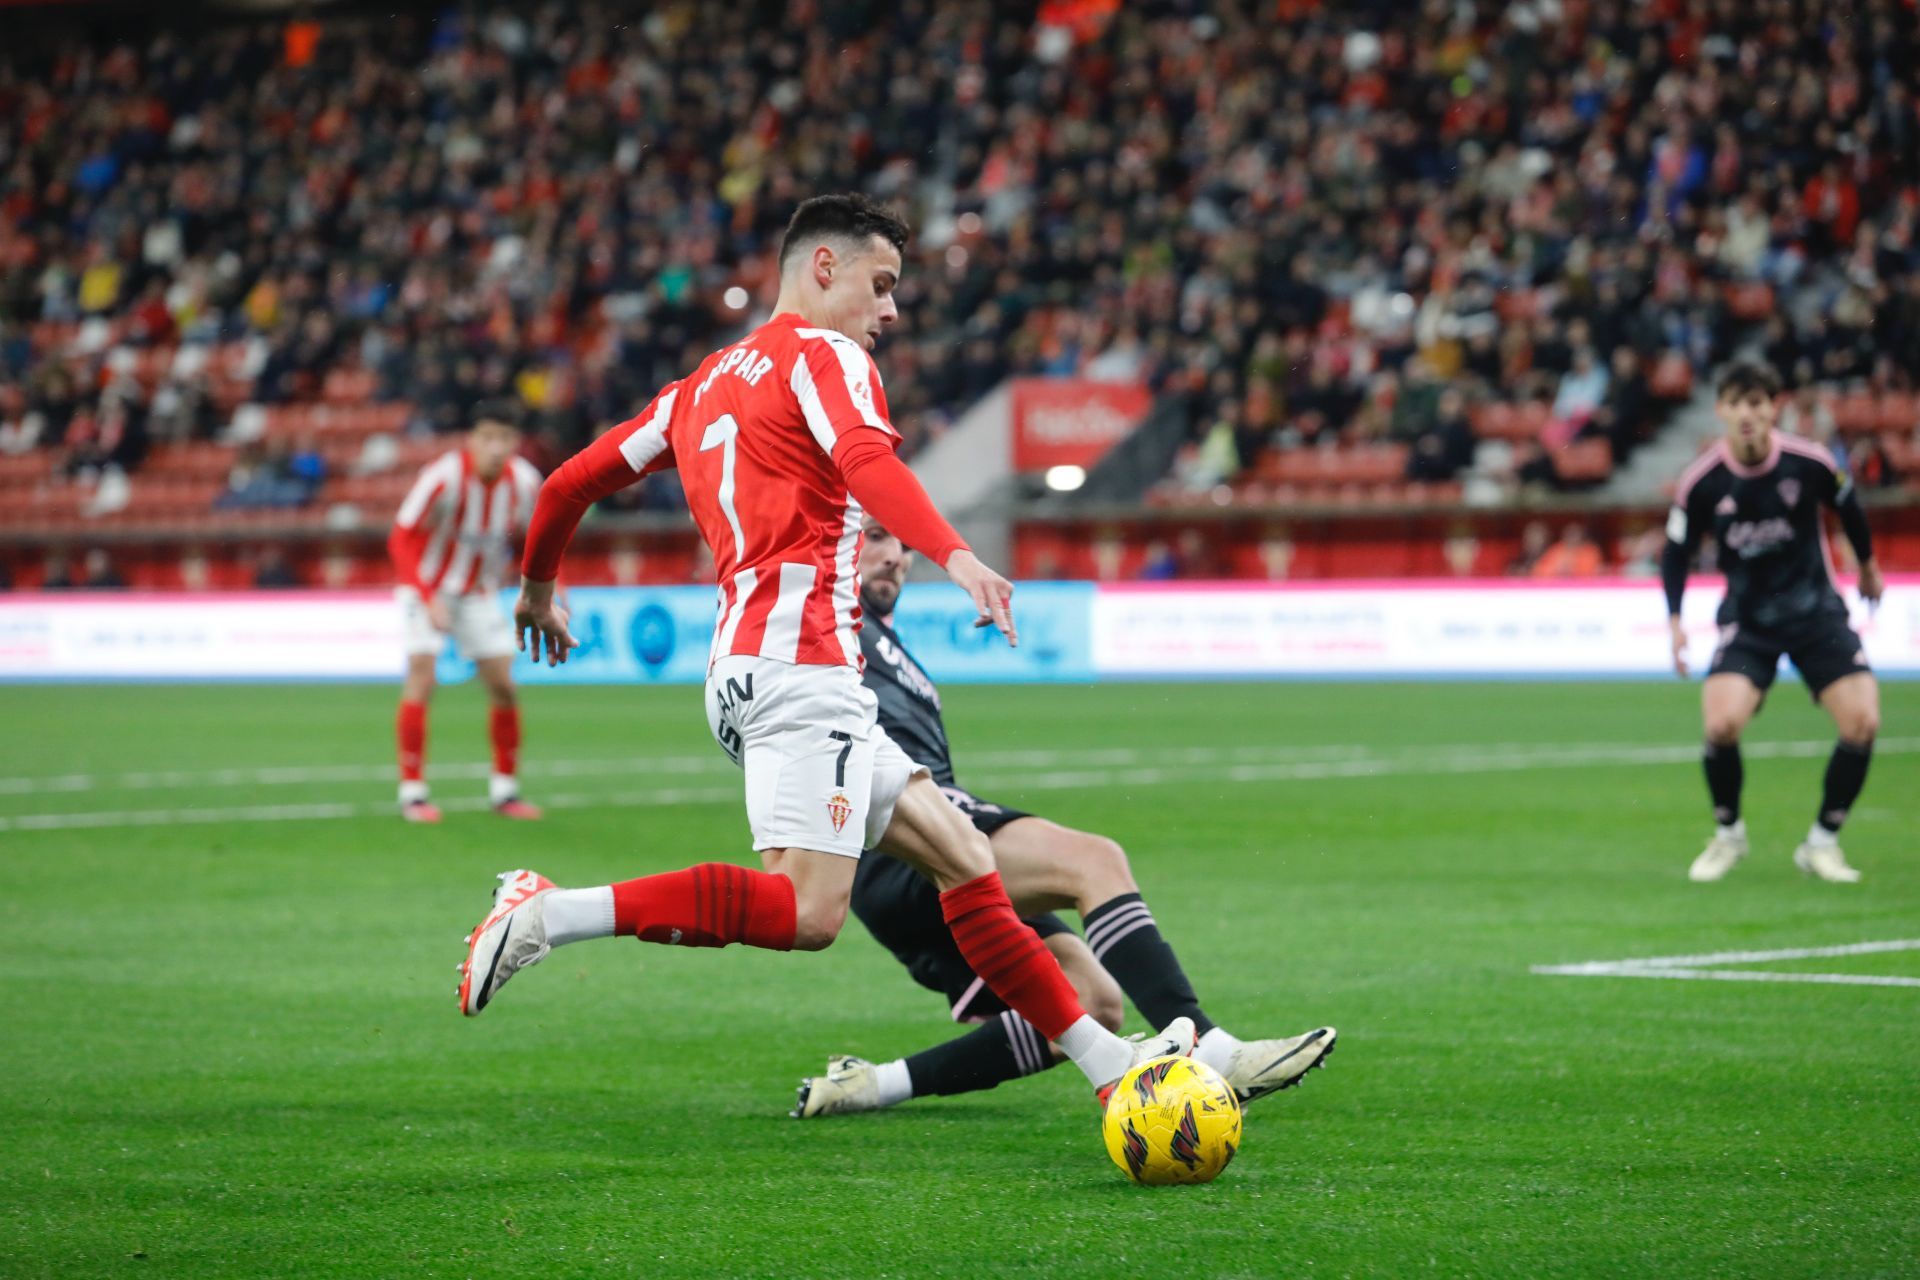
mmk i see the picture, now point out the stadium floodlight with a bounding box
[1045,465,1087,492]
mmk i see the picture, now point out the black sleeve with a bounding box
[1661,486,1704,617]
[1831,471,1875,565]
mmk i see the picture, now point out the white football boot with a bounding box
[458,869,556,1015]
[1096,1016,1198,1110]
[1221,1026,1338,1104]
[1688,826,1748,882]
[1794,837,1863,883]
[792,1056,884,1119]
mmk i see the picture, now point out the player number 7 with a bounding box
[699,414,746,559]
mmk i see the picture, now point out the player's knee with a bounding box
[1082,836,1138,894]
[1703,716,1744,747]
[1841,705,1879,745]
[790,897,848,952]
[941,826,996,884]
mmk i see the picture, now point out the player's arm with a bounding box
[1660,483,1708,677]
[389,467,450,631]
[1824,461,1883,602]
[517,383,682,664]
[795,338,1016,645]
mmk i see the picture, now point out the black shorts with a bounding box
[852,788,1066,1022]
[1708,612,1871,699]
[935,784,1032,837]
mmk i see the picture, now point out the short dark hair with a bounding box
[1715,361,1782,401]
[777,194,911,272]
[470,398,525,431]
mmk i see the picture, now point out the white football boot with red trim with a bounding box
[458,869,555,1016]
[1095,1016,1198,1111]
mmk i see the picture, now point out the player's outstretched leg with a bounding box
[878,779,1194,1098]
[397,653,440,823]
[458,858,809,1015]
[1796,672,1879,883]
[989,818,1335,1102]
[1689,674,1762,881]
[475,655,540,819]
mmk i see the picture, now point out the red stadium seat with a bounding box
[1875,392,1919,435]
[1723,281,1775,320]
[1550,439,1613,485]
[1831,392,1879,438]
[1648,351,1693,400]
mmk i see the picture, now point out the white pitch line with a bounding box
[0,741,1376,798]
[1549,967,1920,989]
[1532,939,1920,990]
[6,738,1918,834]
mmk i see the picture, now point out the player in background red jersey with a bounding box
[458,196,1194,1103]
[388,401,544,823]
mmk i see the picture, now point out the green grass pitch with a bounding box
[3,679,1917,1278]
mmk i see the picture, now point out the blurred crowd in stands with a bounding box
[1,0,1918,583]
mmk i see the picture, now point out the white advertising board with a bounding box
[0,592,403,680]
[1090,578,1920,678]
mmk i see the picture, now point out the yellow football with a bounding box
[1101,1055,1243,1186]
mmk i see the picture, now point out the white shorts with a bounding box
[398,587,516,661]
[705,654,927,858]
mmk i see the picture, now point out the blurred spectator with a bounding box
[215,439,319,509]
[1508,521,1552,577]
[41,553,76,590]
[1531,523,1604,579]
[1406,388,1476,483]
[81,548,126,589]
[253,546,301,588]
[1590,348,1651,466]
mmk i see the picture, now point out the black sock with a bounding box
[1818,739,1874,833]
[904,1011,1056,1098]
[1083,892,1215,1035]
[1702,741,1743,826]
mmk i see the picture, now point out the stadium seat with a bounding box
[1550,439,1613,485]
[1832,392,1879,438]
[1875,392,1919,434]
[1723,281,1775,320]
[1648,351,1694,400]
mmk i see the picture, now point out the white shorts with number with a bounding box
[705,654,927,858]
[397,587,516,661]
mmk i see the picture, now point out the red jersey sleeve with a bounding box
[833,428,971,569]
[388,459,449,593]
[522,382,682,582]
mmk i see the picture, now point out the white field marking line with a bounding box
[6,737,1919,834]
[8,733,1917,800]
[1532,939,1920,990]
[0,741,1375,798]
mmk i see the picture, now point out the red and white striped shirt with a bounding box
[390,449,543,597]
[523,311,970,671]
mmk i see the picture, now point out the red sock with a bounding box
[396,699,427,782]
[489,705,520,776]
[611,864,796,950]
[939,871,1085,1040]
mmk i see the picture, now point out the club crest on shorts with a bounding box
[1777,477,1801,509]
[826,791,853,834]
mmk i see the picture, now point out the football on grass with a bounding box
[1101,1055,1242,1186]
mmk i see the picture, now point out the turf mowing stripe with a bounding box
[6,738,1917,832]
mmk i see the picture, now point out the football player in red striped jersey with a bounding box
[459,196,1196,1107]
[388,401,544,823]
